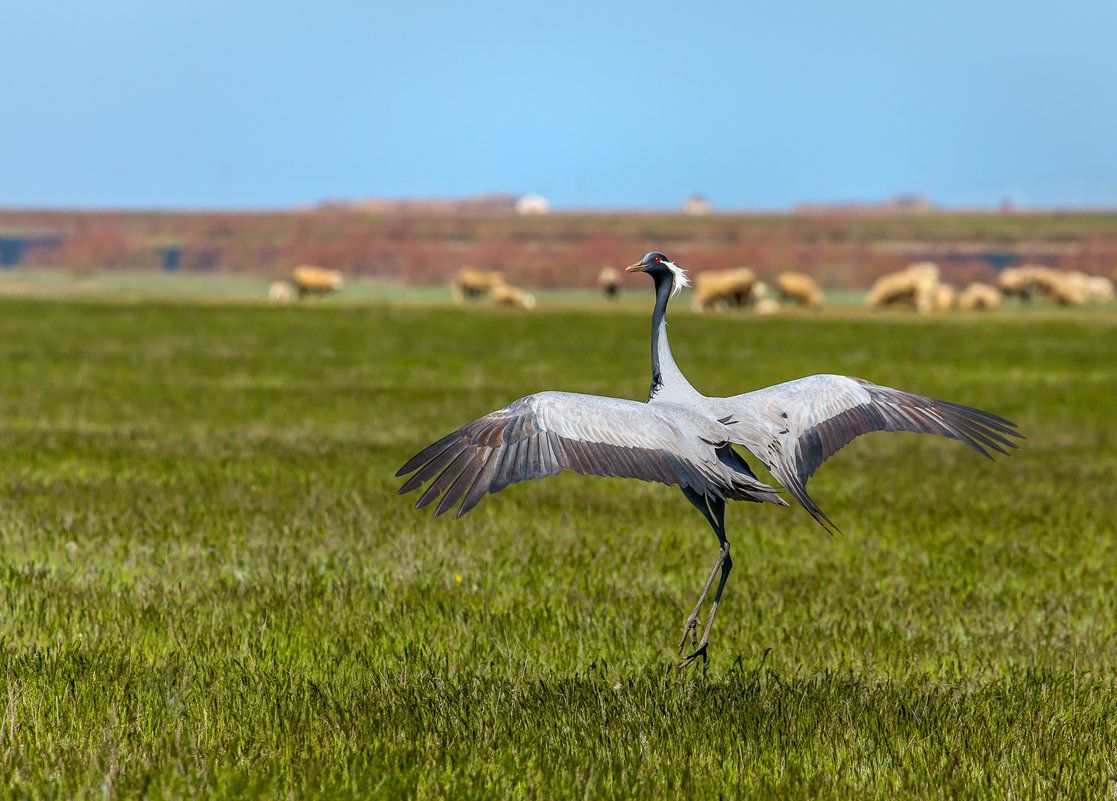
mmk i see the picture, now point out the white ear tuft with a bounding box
[663,261,690,297]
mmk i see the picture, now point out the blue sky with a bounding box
[3,1,1116,210]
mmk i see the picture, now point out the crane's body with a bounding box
[397,252,1021,665]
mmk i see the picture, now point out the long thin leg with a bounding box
[677,490,732,665]
[678,546,727,652]
[681,544,732,667]
[677,488,722,649]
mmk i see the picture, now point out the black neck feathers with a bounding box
[647,271,673,400]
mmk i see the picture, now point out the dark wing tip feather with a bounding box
[935,399,1022,432]
[396,430,461,477]
[453,447,497,518]
[933,402,1023,459]
[941,401,1020,433]
[398,439,470,495]
[867,388,1023,459]
[413,449,469,510]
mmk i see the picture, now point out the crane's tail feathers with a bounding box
[773,467,842,536]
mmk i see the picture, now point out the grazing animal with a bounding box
[754,297,780,315]
[453,267,504,303]
[932,283,957,311]
[1066,271,1115,304]
[1045,271,1088,306]
[491,279,537,311]
[292,265,343,298]
[997,264,1112,306]
[958,282,1002,311]
[999,264,1053,302]
[397,252,1021,666]
[692,267,763,312]
[776,271,824,309]
[867,262,942,312]
[1085,274,1115,303]
[268,281,296,303]
[599,267,621,301]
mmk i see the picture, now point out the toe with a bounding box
[679,642,709,668]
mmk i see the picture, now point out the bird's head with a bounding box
[626,252,691,297]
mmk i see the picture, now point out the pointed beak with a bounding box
[625,261,646,273]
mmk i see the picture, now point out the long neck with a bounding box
[648,273,699,402]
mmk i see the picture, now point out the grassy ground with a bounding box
[0,267,649,310]
[0,295,1114,798]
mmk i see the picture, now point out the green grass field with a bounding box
[0,296,1115,798]
[0,268,649,310]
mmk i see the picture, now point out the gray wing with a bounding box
[714,374,1022,532]
[396,391,785,518]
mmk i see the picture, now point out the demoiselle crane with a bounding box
[397,252,1021,666]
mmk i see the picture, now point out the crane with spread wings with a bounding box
[397,252,1021,666]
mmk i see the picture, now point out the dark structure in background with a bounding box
[876,242,1080,273]
[160,246,181,272]
[0,233,62,267]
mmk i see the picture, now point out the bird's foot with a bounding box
[679,641,708,669]
[677,615,699,654]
